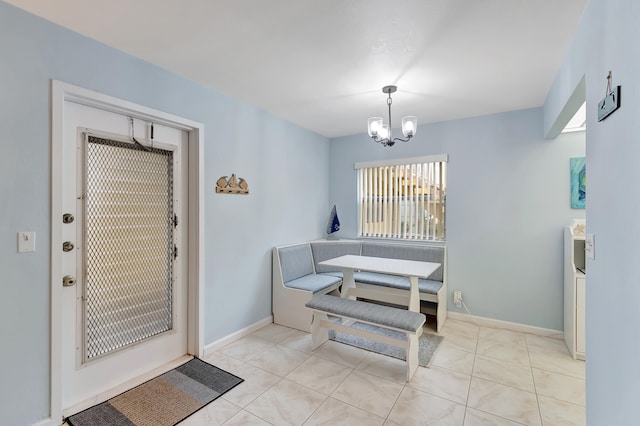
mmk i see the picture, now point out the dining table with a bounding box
[318,254,441,312]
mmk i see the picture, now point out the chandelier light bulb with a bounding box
[379,124,390,140]
[402,116,418,137]
[404,121,414,133]
[368,117,383,138]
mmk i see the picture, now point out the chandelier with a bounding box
[367,85,417,147]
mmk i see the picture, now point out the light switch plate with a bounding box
[585,233,595,260]
[17,231,36,253]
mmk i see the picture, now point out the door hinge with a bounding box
[174,245,178,259]
[173,214,178,228]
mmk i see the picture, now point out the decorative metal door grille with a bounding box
[83,134,174,361]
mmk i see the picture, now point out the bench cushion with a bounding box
[278,244,314,283]
[361,241,444,282]
[320,271,343,279]
[285,274,342,293]
[306,295,426,332]
[354,271,443,295]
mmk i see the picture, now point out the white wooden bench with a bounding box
[305,294,426,381]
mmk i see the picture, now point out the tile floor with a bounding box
[180,318,586,426]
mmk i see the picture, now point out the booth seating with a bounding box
[272,243,342,333]
[273,240,447,333]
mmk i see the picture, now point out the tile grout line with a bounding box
[526,333,546,426]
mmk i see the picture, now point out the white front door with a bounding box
[60,101,189,412]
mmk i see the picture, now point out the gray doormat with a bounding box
[66,358,243,426]
[330,322,444,366]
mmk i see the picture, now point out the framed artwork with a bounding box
[570,157,586,209]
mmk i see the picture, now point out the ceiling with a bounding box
[6,0,586,138]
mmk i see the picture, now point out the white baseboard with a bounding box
[447,311,563,340]
[203,315,273,356]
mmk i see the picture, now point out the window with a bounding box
[356,155,447,241]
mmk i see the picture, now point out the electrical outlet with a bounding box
[453,290,462,308]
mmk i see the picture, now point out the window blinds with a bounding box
[357,156,447,241]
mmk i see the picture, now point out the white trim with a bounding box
[50,80,204,423]
[354,154,449,170]
[203,316,273,356]
[50,81,64,426]
[188,124,205,357]
[447,311,564,339]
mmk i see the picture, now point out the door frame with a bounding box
[48,80,204,425]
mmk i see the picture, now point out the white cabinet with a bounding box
[575,276,585,354]
[564,224,586,360]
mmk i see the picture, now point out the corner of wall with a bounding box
[544,75,586,140]
[542,4,589,140]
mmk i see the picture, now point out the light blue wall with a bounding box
[545,1,640,424]
[0,2,330,424]
[330,108,585,330]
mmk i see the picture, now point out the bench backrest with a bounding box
[277,244,314,283]
[276,240,446,282]
[361,241,445,282]
[310,241,362,273]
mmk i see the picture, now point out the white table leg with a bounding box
[409,276,420,312]
[340,268,355,298]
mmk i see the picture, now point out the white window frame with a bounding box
[355,154,448,241]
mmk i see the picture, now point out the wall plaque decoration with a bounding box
[597,71,621,122]
[216,173,249,194]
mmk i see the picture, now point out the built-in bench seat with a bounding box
[353,271,443,294]
[273,240,447,333]
[306,294,426,381]
[272,243,342,332]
